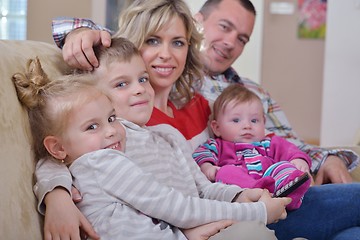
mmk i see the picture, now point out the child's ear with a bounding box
[210,120,221,137]
[43,136,67,161]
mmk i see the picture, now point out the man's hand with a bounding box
[44,188,99,240]
[62,28,111,70]
[315,155,353,184]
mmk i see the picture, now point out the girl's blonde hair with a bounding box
[114,0,204,105]
[12,57,101,160]
[212,84,262,121]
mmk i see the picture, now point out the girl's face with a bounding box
[94,55,155,127]
[140,15,189,95]
[211,99,266,143]
[60,93,126,163]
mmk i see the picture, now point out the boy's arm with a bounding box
[78,150,267,228]
[34,158,99,240]
[149,124,244,202]
[33,158,72,214]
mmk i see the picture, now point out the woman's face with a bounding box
[140,15,189,95]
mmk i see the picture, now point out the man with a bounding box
[54,0,358,185]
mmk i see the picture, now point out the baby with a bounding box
[193,84,312,210]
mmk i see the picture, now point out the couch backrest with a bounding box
[0,40,70,239]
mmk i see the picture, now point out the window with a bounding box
[0,0,27,40]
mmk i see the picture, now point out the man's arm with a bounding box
[52,17,111,48]
[52,17,112,70]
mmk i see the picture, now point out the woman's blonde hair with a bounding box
[12,57,101,160]
[114,0,203,104]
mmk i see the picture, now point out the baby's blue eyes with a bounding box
[231,119,259,123]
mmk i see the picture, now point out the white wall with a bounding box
[320,0,360,146]
[184,0,264,84]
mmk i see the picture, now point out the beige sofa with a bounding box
[1,39,360,239]
[0,40,70,239]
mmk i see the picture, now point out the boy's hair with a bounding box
[200,0,256,20]
[212,84,262,120]
[114,0,204,105]
[93,37,141,66]
[12,57,101,160]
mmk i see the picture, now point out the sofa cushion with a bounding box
[0,40,69,239]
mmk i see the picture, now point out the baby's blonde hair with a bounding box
[212,84,262,121]
[12,57,101,160]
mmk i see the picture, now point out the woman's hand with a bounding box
[182,220,235,240]
[43,188,99,240]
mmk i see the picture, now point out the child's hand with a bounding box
[258,190,291,224]
[200,162,220,182]
[182,220,235,240]
[290,158,314,185]
[290,158,309,172]
[44,188,99,240]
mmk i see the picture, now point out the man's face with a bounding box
[199,0,255,75]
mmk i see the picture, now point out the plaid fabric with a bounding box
[52,17,112,48]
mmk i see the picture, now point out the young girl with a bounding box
[16,38,289,239]
[193,84,312,210]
